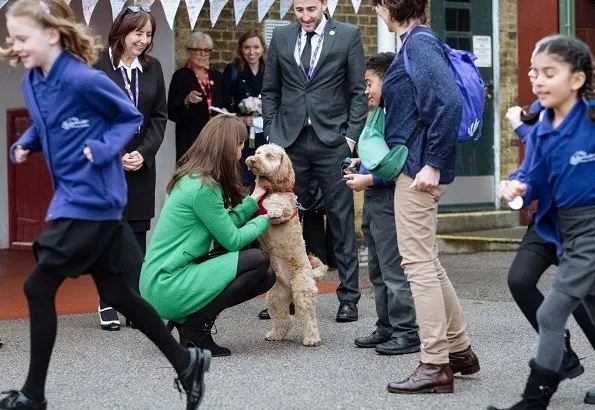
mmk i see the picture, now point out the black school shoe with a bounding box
[584,388,595,404]
[98,304,120,331]
[0,390,47,409]
[258,303,296,320]
[375,337,421,355]
[175,348,212,410]
[354,331,391,348]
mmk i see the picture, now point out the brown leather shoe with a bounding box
[387,362,454,394]
[449,345,480,375]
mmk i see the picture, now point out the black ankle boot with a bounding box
[178,317,231,357]
[487,359,561,409]
[561,329,584,380]
[175,347,211,410]
[0,390,47,409]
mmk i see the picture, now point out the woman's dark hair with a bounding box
[167,115,248,208]
[366,52,396,79]
[523,35,594,123]
[108,7,156,69]
[371,0,427,25]
[233,30,267,73]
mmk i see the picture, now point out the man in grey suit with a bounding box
[262,0,368,322]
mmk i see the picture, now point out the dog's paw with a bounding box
[267,207,284,219]
[302,336,321,347]
[265,330,286,341]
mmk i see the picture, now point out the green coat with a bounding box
[140,175,270,322]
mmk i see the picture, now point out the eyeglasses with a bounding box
[127,5,151,13]
[187,47,212,55]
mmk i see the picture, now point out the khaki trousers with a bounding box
[394,174,470,364]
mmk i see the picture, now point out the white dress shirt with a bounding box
[294,15,327,71]
[108,48,143,81]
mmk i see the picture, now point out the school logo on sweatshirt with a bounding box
[61,117,90,130]
[569,151,595,166]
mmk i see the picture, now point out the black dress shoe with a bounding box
[98,305,120,331]
[375,337,421,355]
[354,331,390,348]
[175,348,211,410]
[561,329,584,380]
[0,390,47,409]
[584,387,595,404]
[258,303,296,320]
[336,301,358,322]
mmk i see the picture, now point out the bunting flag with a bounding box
[210,0,228,27]
[233,0,251,25]
[81,0,99,25]
[351,0,361,13]
[257,0,274,22]
[327,0,339,16]
[110,0,126,20]
[161,0,180,29]
[279,0,292,19]
[0,0,8,10]
[186,0,205,29]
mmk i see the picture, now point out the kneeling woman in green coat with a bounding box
[140,115,275,356]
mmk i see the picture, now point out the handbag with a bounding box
[358,107,424,180]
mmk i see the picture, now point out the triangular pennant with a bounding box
[161,0,181,29]
[0,0,9,10]
[186,0,206,29]
[279,0,292,19]
[327,0,339,17]
[257,0,274,22]
[233,0,252,25]
[110,0,126,20]
[351,0,361,13]
[82,0,99,25]
[210,0,228,27]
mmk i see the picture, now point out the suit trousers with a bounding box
[394,174,469,363]
[362,186,418,339]
[286,126,360,303]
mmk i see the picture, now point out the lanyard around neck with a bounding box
[195,69,212,109]
[120,66,139,108]
[297,29,325,81]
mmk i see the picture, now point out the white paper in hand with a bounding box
[210,106,235,115]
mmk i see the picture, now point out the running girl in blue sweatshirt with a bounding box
[491,35,595,410]
[0,1,209,409]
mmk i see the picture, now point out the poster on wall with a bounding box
[279,0,292,19]
[186,0,205,29]
[210,0,228,27]
[234,0,251,25]
[472,35,492,68]
[161,0,181,29]
[258,0,274,22]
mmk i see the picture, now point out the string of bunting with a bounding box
[0,0,364,28]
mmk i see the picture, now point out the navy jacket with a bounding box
[10,52,143,221]
[382,27,462,184]
[518,99,595,255]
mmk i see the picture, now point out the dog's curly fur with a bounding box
[246,144,327,346]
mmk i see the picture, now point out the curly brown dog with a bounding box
[246,143,327,346]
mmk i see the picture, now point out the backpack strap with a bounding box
[405,122,425,149]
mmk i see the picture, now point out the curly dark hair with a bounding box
[366,52,396,79]
[370,0,427,25]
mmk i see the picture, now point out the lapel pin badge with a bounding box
[329,30,335,36]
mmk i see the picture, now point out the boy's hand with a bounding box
[497,179,528,202]
[13,145,30,163]
[344,173,372,192]
[83,146,93,162]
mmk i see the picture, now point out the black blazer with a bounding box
[168,67,226,161]
[222,63,264,114]
[262,16,368,148]
[94,50,167,222]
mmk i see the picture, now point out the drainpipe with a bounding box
[559,0,575,36]
[377,17,397,52]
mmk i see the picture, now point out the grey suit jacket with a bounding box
[262,17,368,148]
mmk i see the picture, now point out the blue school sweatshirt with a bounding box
[381,27,462,185]
[10,52,143,221]
[519,99,595,255]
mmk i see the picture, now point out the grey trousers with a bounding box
[362,187,418,339]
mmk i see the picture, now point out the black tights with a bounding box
[22,266,189,401]
[185,249,275,325]
[508,248,595,349]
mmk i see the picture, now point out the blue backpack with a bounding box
[404,31,485,142]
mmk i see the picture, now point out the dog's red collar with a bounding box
[257,190,298,219]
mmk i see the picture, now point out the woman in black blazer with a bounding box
[168,32,226,161]
[94,5,167,331]
[222,30,266,188]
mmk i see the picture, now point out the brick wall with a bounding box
[173,0,378,71]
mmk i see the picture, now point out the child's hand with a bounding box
[13,145,30,163]
[497,179,527,202]
[83,146,93,162]
[506,106,524,130]
[344,173,372,192]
